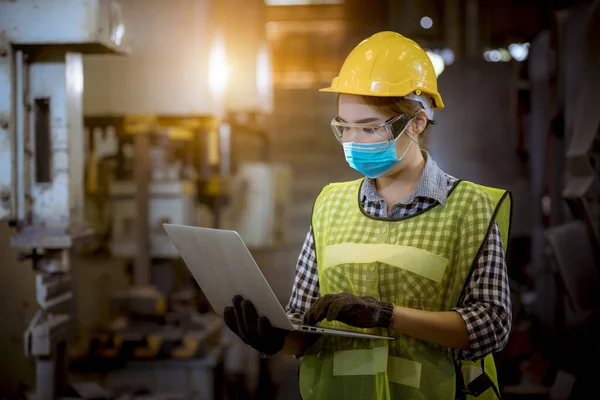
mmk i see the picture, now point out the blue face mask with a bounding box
[342,135,414,179]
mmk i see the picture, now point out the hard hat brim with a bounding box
[319,86,445,110]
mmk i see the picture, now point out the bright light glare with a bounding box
[209,33,228,99]
[484,50,502,62]
[508,43,530,62]
[256,42,274,114]
[484,47,522,63]
[426,51,445,77]
[440,48,455,65]
[110,2,125,47]
[499,48,512,62]
[420,16,433,29]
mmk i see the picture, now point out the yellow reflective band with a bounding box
[388,356,422,388]
[333,347,388,376]
[332,349,423,389]
[323,243,449,283]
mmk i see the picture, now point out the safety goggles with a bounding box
[330,113,414,143]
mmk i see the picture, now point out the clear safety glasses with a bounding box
[330,113,414,143]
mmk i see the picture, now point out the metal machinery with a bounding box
[542,1,600,397]
[84,115,208,288]
[71,0,287,398]
[0,1,130,398]
[0,0,287,397]
[76,113,289,399]
[500,1,600,397]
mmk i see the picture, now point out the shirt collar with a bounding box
[360,151,449,206]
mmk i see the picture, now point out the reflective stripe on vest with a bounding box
[332,348,422,389]
[323,243,449,283]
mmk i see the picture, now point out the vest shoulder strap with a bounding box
[320,178,363,194]
[314,179,363,209]
[463,182,513,255]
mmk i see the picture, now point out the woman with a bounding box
[224,31,512,400]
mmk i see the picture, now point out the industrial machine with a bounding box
[498,1,600,397]
[0,1,130,398]
[1,0,288,398]
[542,1,600,397]
[80,0,285,398]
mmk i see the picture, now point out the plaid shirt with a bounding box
[286,153,512,361]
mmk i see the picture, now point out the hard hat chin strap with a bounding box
[404,93,435,120]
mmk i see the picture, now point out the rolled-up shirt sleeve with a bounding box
[452,222,512,361]
[286,226,321,320]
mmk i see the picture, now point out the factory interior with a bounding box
[1,0,599,399]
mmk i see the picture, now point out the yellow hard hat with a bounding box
[320,31,445,109]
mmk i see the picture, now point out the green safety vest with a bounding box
[299,179,512,400]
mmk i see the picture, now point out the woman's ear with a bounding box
[411,109,429,136]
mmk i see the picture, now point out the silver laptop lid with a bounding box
[163,224,295,330]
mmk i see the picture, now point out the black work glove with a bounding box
[304,293,394,329]
[223,295,288,356]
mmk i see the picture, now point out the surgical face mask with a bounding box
[341,118,415,179]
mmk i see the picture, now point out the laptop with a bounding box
[163,224,393,340]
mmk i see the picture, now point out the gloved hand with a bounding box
[223,295,288,356]
[304,293,394,329]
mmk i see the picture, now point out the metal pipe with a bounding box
[465,0,480,60]
[528,30,555,337]
[219,122,231,178]
[14,50,25,222]
[444,0,462,59]
[36,355,56,400]
[134,133,151,286]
